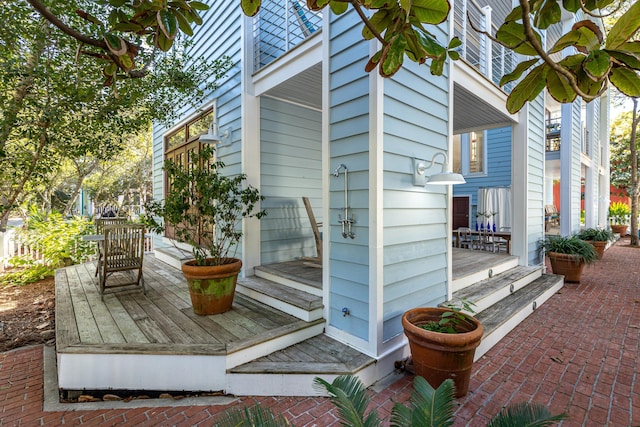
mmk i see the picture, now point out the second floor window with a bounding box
[453,131,486,176]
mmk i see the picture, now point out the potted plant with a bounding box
[609,201,630,236]
[539,235,597,282]
[401,301,483,397]
[143,145,266,315]
[577,228,615,259]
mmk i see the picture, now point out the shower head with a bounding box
[332,164,347,177]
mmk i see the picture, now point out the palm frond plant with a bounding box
[212,403,291,426]
[487,401,568,427]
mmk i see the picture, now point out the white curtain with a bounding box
[477,187,512,230]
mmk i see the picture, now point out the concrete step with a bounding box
[444,266,543,314]
[236,276,323,322]
[474,274,564,359]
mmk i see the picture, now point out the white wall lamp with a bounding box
[199,121,231,145]
[413,152,466,186]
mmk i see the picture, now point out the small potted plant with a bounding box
[401,301,483,397]
[539,235,598,282]
[577,228,615,259]
[609,202,630,236]
[143,145,266,315]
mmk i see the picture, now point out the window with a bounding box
[453,130,486,176]
[165,109,214,152]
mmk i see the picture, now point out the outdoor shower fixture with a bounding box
[199,120,231,145]
[413,152,466,186]
[333,164,355,239]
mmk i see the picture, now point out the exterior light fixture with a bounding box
[413,152,466,186]
[199,121,231,145]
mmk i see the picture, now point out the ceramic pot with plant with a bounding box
[577,228,615,259]
[540,235,598,282]
[609,202,630,236]
[401,301,483,397]
[144,145,266,315]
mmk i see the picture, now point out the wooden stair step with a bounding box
[444,266,542,314]
[229,334,375,375]
[474,274,564,358]
[255,262,322,296]
[236,276,323,322]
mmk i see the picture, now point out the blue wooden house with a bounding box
[146,0,609,396]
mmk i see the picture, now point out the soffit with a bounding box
[263,63,322,110]
[453,83,516,134]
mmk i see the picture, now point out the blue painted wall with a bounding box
[260,97,322,264]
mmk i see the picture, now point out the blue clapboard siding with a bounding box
[452,126,512,223]
[151,3,244,250]
[525,95,546,265]
[260,97,322,264]
[381,25,451,341]
[328,9,371,341]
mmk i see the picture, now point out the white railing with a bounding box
[0,228,43,270]
[253,0,322,72]
[454,0,515,92]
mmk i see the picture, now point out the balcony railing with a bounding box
[546,118,561,151]
[453,0,516,92]
[253,0,322,72]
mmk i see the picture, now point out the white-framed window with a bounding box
[453,130,487,176]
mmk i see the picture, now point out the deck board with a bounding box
[452,248,516,280]
[56,255,313,355]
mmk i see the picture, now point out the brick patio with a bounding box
[1,239,639,426]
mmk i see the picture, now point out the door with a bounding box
[453,196,470,230]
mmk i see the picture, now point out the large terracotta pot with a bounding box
[548,252,585,283]
[181,258,242,315]
[584,240,607,259]
[611,224,628,236]
[402,307,483,398]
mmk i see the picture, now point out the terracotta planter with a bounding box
[181,258,242,315]
[611,224,628,236]
[402,307,483,398]
[547,252,585,283]
[584,240,607,259]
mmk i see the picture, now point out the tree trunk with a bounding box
[630,99,639,246]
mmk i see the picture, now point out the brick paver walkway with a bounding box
[1,239,639,426]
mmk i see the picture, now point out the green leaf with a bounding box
[381,35,407,77]
[174,10,194,36]
[412,0,451,24]
[583,50,611,80]
[534,0,561,29]
[400,0,412,14]
[610,67,640,97]
[390,377,455,427]
[606,50,640,70]
[156,31,173,51]
[158,10,179,40]
[549,25,601,54]
[112,22,143,32]
[496,22,541,56]
[240,0,261,15]
[448,36,462,49]
[506,63,547,113]
[119,53,134,70]
[504,6,522,22]
[103,33,127,56]
[562,0,581,12]
[188,1,209,10]
[487,402,567,427]
[329,0,349,14]
[500,58,539,86]
[618,41,640,54]
[415,29,446,59]
[606,0,640,49]
[546,69,577,103]
[108,0,127,6]
[363,9,392,40]
[314,376,381,427]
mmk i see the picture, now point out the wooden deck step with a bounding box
[255,261,322,297]
[236,276,323,322]
[154,245,191,270]
[227,334,377,396]
[451,249,519,292]
[474,274,564,359]
[444,265,542,314]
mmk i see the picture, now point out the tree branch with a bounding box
[350,1,386,44]
[518,0,601,102]
[26,0,107,50]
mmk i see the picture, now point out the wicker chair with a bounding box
[98,224,145,300]
[94,217,129,276]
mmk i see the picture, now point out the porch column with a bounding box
[559,100,582,235]
[599,92,611,227]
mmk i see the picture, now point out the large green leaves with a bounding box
[496,22,542,56]
[606,0,640,49]
[610,67,640,97]
[506,63,548,114]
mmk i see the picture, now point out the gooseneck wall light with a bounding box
[413,152,466,186]
[199,121,231,145]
